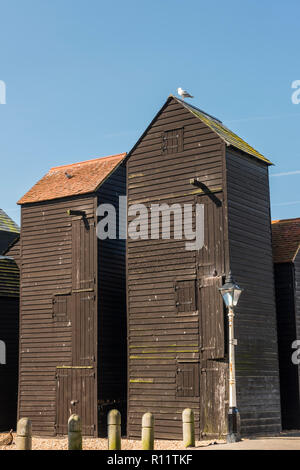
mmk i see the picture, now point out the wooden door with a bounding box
[196,193,228,439]
[56,368,96,436]
[200,361,228,439]
[72,217,97,367]
[56,216,97,436]
[196,193,225,278]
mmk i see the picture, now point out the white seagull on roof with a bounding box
[177,87,194,100]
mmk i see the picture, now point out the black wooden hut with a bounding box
[0,256,19,431]
[0,208,19,254]
[17,154,127,436]
[126,96,281,439]
[272,217,300,429]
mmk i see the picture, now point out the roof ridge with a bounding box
[50,153,127,171]
[171,95,222,123]
[169,95,272,165]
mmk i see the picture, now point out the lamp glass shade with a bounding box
[219,274,243,308]
[232,286,243,306]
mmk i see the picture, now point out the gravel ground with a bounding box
[0,432,225,451]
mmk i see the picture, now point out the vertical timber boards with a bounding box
[226,149,281,436]
[19,195,96,436]
[127,96,227,439]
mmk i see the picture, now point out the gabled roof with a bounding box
[0,256,19,297]
[272,217,300,263]
[0,209,19,233]
[127,96,272,165]
[18,153,126,205]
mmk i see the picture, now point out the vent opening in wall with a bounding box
[176,362,199,397]
[52,293,71,322]
[162,128,183,154]
[175,279,197,314]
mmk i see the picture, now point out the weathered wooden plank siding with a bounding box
[97,164,127,432]
[226,149,281,435]
[19,195,95,435]
[4,238,21,268]
[274,262,300,429]
[0,232,19,256]
[127,97,226,439]
[0,297,19,431]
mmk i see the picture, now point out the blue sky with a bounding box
[0,0,300,225]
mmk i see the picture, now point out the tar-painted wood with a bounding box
[126,96,280,439]
[274,262,300,429]
[4,237,21,268]
[18,162,126,437]
[0,296,19,431]
[96,164,127,435]
[226,149,281,436]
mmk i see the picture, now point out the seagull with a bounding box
[65,172,73,179]
[177,87,194,100]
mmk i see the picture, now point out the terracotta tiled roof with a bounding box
[272,218,300,263]
[18,153,126,205]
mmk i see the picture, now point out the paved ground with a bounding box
[1,431,300,450]
[199,432,300,450]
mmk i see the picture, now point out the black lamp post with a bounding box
[219,272,243,443]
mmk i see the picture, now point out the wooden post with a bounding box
[142,412,154,450]
[108,409,121,450]
[68,414,82,450]
[16,418,32,450]
[182,409,195,448]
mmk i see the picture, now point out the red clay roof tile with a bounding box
[272,217,300,263]
[18,153,126,205]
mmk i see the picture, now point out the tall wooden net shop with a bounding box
[126,96,281,439]
[17,154,126,436]
[16,95,283,439]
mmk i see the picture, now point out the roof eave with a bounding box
[226,144,274,166]
[292,244,300,263]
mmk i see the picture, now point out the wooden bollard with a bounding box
[182,409,195,448]
[16,418,32,450]
[108,409,121,450]
[68,414,82,450]
[142,413,154,450]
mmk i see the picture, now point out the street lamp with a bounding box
[219,271,243,443]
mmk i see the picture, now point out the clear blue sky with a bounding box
[0,0,300,225]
